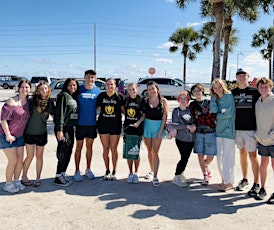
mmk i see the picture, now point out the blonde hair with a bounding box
[256,77,273,88]
[210,78,230,97]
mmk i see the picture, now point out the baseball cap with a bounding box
[236,68,247,75]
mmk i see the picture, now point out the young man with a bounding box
[74,70,101,182]
[254,77,274,204]
[231,68,260,196]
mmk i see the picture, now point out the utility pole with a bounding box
[94,23,96,72]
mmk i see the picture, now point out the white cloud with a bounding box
[186,22,201,27]
[156,58,173,64]
[157,42,173,49]
[165,0,174,3]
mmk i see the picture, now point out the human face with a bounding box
[105,79,116,93]
[127,85,138,98]
[84,74,96,86]
[147,84,158,98]
[178,94,188,106]
[192,87,203,100]
[212,83,224,97]
[38,84,49,98]
[19,82,31,96]
[258,83,272,100]
[236,73,249,86]
[67,80,77,95]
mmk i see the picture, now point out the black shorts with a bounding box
[76,125,97,140]
[24,133,48,146]
[97,120,122,135]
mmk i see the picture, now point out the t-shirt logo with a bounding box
[105,105,114,115]
[127,108,136,118]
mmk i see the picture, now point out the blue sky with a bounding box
[0,0,273,83]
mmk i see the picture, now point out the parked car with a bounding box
[137,77,190,98]
[0,75,26,89]
[50,78,106,100]
[30,76,57,92]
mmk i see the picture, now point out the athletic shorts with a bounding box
[76,125,97,140]
[24,133,48,146]
[97,120,122,135]
[194,132,217,156]
[258,143,274,158]
[143,119,165,139]
[235,130,257,152]
[0,134,25,149]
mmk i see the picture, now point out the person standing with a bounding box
[22,81,55,187]
[0,80,31,193]
[123,83,144,184]
[171,90,196,187]
[140,81,168,186]
[231,68,260,196]
[96,78,124,180]
[210,78,236,192]
[254,77,274,204]
[53,78,79,186]
[73,70,100,182]
[189,83,217,185]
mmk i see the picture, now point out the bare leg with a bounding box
[3,148,18,182]
[248,151,260,184]
[260,156,269,188]
[14,146,24,180]
[85,138,94,169]
[239,148,248,179]
[110,135,120,172]
[22,144,35,181]
[35,145,45,181]
[99,134,110,171]
[74,140,84,171]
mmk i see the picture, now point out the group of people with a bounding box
[0,68,273,205]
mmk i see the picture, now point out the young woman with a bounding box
[171,90,196,187]
[96,78,124,180]
[210,78,235,192]
[189,83,217,185]
[140,81,168,186]
[0,80,31,193]
[53,78,79,186]
[22,81,55,187]
[123,83,144,184]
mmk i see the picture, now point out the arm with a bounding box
[216,94,235,120]
[1,120,16,143]
[157,98,168,138]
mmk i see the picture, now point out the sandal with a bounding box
[152,177,160,187]
[218,183,234,192]
[33,180,41,187]
[21,179,32,186]
[145,172,154,180]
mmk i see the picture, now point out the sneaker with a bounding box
[127,173,134,183]
[172,175,188,187]
[133,173,139,184]
[247,183,260,197]
[145,172,154,180]
[74,170,83,182]
[14,181,26,191]
[3,183,20,193]
[201,173,209,186]
[205,165,212,178]
[181,173,190,183]
[235,179,249,191]
[267,193,274,204]
[255,187,267,200]
[103,170,111,180]
[152,177,160,187]
[54,175,70,187]
[85,169,95,180]
[61,172,72,184]
[110,171,117,181]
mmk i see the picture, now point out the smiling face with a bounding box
[84,73,96,88]
[147,84,158,98]
[212,83,224,98]
[67,80,77,95]
[105,79,116,93]
[127,84,138,98]
[37,84,50,99]
[258,83,272,99]
[236,73,249,87]
[19,81,31,96]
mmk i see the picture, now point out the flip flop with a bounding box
[33,180,41,187]
[21,180,32,186]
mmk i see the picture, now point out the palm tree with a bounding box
[169,27,205,89]
[251,27,274,79]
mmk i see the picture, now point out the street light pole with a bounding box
[237,52,243,70]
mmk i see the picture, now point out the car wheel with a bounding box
[142,90,149,97]
[3,83,9,89]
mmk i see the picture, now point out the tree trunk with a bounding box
[183,54,187,89]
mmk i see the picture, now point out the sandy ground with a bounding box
[0,90,273,230]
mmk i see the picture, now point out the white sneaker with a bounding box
[133,174,139,184]
[172,175,188,188]
[74,170,83,182]
[15,181,25,191]
[85,169,95,180]
[145,172,154,180]
[127,173,134,183]
[181,173,190,183]
[3,183,20,193]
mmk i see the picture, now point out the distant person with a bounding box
[140,81,168,186]
[53,78,79,186]
[231,68,260,196]
[254,77,274,204]
[123,83,144,183]
[189,83,217,185]
[210,78,236,192]
[73,70,100,182]
[0,80,31,193]
[171,90,196,187]
[22,81,55,187]
[96,78,124,180]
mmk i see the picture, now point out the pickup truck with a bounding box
[30,76,57,92]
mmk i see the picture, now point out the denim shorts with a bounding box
[144,119,165,139]
[194,132,217,156]
[235,130,257,152]
[258,143,274,158]
[0,134,25,149]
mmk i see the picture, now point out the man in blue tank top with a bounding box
[74,70,101,182]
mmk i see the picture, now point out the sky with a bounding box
[0,0,273,83]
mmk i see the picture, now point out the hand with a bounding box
[6,135,16,144]
[57,131,64,141]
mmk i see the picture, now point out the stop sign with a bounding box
[148,67,156,75]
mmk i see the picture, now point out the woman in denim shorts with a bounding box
[0,80,31,193]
